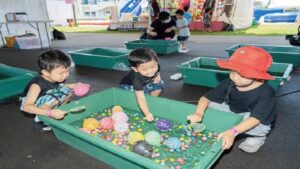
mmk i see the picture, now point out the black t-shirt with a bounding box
[21,76,61,99]
[205,79,276,125]
[150,19,176,39]
[120,66,160,91]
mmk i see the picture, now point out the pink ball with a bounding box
[74,83,90,96]
[99,117,114,130]
[112,112,129,122]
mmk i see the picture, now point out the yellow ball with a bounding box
[112,105,123,113]
[83,118,99,131]
[128,132,144,145]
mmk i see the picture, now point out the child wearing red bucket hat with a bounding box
[188,46,276,153]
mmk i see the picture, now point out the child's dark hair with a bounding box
[128,48,158,67]
[38,50,71,72]
[183,6,189,12]
[175,9,184,16]
[159,11,170,21]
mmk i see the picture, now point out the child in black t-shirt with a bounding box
[20,50,88,132]
[188,46,276,153]
[120,48,164,122]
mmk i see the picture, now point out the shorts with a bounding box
[120,80,164,95]
[177,36,189,42]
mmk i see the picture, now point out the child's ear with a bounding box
[131,66,138,72]
[41,69,50,76]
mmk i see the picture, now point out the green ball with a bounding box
[145,131,161,146]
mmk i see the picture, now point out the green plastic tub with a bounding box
[178,57,292,89]
[124,40,179,55]
[226,44,300,67]
[0,64,36,100]
[39,88,242,169]
[68,48,130,71]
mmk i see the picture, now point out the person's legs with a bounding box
[146,80,164,96]
[203,13,210,32]
[208,102,271,153]
[177,36,183,50]
[177,36,189,51]
[181,40,187,50]
[238,112,271,153]
[151,89,162,96]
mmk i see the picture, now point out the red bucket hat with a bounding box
[217,46,274,80]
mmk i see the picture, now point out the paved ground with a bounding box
[0,33,299,169]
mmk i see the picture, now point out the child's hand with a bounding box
[145,113,154,122]
[217,130,236,150]
[165,27,173,33]
[187,114,203,123]
[153,74,161,84]
[149,32,157,36]
[50,109,67,119]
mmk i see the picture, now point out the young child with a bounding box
[183,6,192,25]
[120,48,164,122]
[188,46,276,153]
[175,9,190,52]
[20,50,86,132]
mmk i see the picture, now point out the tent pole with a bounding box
[72,3,78,26]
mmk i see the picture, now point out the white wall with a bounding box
[46,0,73,26]
[0,0,51,47]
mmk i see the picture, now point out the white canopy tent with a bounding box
[268,0,300,9]
[0,0,51,47]
[218,0,255,30]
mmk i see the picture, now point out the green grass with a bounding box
[54,24,299,36]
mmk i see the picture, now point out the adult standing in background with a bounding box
[203,0,216,32]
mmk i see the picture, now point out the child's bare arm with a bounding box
[147,27,157,36]
[135,90,154,122]
[23,84,66,119]
[153,73,161,83]
[188,96,210,123]
[65,82,78,89]
[218,117,260,150]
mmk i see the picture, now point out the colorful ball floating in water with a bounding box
[128,131,144,145]
[82,118,98,131]
[145,131,161,146]
[165,137,181,150]
[133,141,153,158]
[112,111,129,123]
[112,105,123,113]
[114,122,129,134]
[155,119,172,131]
[99,117,114,130]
